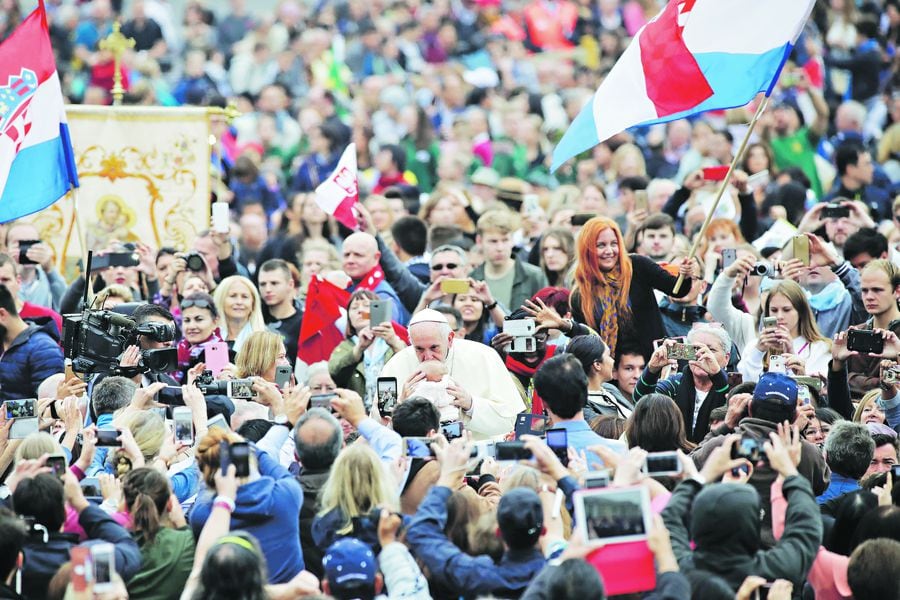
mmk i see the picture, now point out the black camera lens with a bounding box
[185,253,205,272]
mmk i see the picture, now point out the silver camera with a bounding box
[750,261,776,277]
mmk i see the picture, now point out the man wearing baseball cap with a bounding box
[692,372,829,548]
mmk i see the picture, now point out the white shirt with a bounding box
[693,389,709,430]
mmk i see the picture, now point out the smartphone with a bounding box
[702,165,730,181]
[369,300,391,327]
[206,413,230,432]
[91,543,116,593]
[847,329,885,354]
[891,463,900,483]
[546,427,569,467]
[91,252,140,271]
[792,235,810,266]
[762,316,778,330]
[495,441,533,462]
[634,190,648,212]
[212,201,230,233]
[571,213,596,227]
[376,377,398,417]
[227,379,257,399]
[4,398,35,419]
[310,393,337,410]
[64,359,77,382]
[440,420,464,440]
[667,343,697,361]
[96,429,122,447]
[514,412,550,439]
[503,318,536,337]
[822,203,850,219]
[747,169,770,191]
[440,278,470,294]
[173,406,193,445]
[47,455,67,480]
[507,336,537,353]
[797,385,811,406]
[70,546,92,593]
[17,239,40,265]
[230,441,251,477]
[642,451,682,477]
[203,341,230,377]
[275,365,292,391]
[523,193,541,215]
[768,354,786,374]
[584,470,611,489]
[721,248,737,270]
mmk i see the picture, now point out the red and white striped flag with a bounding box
[315,142,360,230]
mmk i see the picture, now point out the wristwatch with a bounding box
[273,414,289,427]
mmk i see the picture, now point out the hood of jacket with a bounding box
[691,483,762,564]
[9,321,58,350]
[232,476,279,523]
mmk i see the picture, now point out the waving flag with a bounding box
[0,0,78,222]
[552,0,815,170]
[315,143,360,231]
[297,274,351,365]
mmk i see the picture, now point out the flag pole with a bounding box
[69,184,87,269]
[671,96,771,294]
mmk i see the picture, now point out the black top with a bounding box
[264,299,303,368]
[571,254,691,360]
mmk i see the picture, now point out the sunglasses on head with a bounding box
[431,263,459,271]
[181,298,211,310]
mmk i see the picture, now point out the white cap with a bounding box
[408,308,448,326]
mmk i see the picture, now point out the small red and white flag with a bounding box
[315,143,360,230]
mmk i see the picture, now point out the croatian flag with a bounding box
[0,0,78,222]
[552,0,815,170]
[315,142,360,231]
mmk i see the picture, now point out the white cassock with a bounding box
[380,338,525,440]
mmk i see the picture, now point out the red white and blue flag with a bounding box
[0,1,78,222]
[552,0,815,170]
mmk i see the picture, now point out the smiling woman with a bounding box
[571,216,694,360]
[212,275,266,353]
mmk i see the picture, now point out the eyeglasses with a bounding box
[181,298,211,310]
[431,263,459,271]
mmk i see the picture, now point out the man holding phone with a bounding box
[4,222,66,311]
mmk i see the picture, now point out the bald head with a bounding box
[342,232,380,280]
[294,408,343,470]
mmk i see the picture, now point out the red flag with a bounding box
[315,143,360,231]
[297,275,351,364]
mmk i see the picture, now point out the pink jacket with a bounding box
[771,479,852,599]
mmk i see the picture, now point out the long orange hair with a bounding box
[572,216,633,330]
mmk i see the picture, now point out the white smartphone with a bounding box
[91,543,116,593]
[212,201,230,233]
[173,406,194,445]
[768,354,787,374]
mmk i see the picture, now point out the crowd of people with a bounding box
[3,0,900,598]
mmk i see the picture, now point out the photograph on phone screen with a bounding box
[377,380,398,412]
[579,488,648,543]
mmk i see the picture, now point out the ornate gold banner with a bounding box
[26,105,211,277]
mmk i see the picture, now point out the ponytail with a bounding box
[132,492,162,543]
[122,468,171,544]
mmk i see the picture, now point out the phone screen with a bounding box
[5,399,35,419]
[545,428,569,467]
[377,377,398,416]
[173,408,193,444]
[230,442,251,477]
[95,429,121,447]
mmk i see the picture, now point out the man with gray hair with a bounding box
[91,375,137,426]
[635,324,733,443]
[380,309,524,440]
[293,407,343,579]
[818,421,875,506]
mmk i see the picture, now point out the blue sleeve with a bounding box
[255,443,294,480]
[87,415,115,476]
[357,418,402,462]
[405,486,500,595]
[78,505,143,580]
[878,392,900,431]
[30,338,63,395]
[170,463,200,503]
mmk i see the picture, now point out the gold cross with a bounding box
[99,22,135,106]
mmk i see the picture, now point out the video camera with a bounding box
[62,252,176,375]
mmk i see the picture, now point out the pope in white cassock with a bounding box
[379,309,525,440]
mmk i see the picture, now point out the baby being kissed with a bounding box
[410,360,460,423]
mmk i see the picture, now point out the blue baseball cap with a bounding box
[322,538,377,587]
[752,372,798,407]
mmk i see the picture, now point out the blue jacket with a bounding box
[22,505,142,599]
[189,445,304,583]
[349,279,411,326]
[406,485,546,598]
[0,321,64,400]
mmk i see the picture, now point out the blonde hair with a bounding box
[853,389,882,423]
[763,280,830,346]
[476,208,520,236]
[213,276,266,340]
[121,411,166,462]
[609,143,647,180]
[95,284,134,307]
[501,465,572,536]
[15,432,63,463]
[235,330,285,378]
[318,443,398,534]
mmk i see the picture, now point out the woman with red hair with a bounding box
[570,216,693,360]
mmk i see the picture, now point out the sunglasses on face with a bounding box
[431,263,459,271]
[181,298,211,310]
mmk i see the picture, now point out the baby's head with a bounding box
[419,359,448,382]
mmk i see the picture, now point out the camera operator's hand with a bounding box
[794,401,815,433]
[56,376,87,400]
[252,378,284,413]
[648,340,675,374]
[284,384,311,424]
[806,233,840,268]
[870,328,900,360]
[214,464,238,501]
[118,427,145,468]
[136,243,157,280]
[98,473,122,505]
[613,447,648,487]
[64,469,90,514]
[354,327,376,359]
[831,330,859,368]
[377,508,403,547]
[74,426,98,473]
[187,362,207,386]
[331,389,366,428]
[647,514,679,574]
[796,202,827,234]
[523,297,567,333]
[131,381,167,410]
[119,345,142,369]
[434,436,472,488]
[779,258,805,283]
[689,343,721,376]
[724,393,751,429]
[6,455,51,494]
[490,332,513,356]
[699,435,750,482]
[764,429,800,479]
[724,253,755,279]
[23,241,54,272]
[521,435,569,482]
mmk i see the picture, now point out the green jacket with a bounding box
[470,259,549,314]
[328,339,395,398]
[127,527,195,600]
